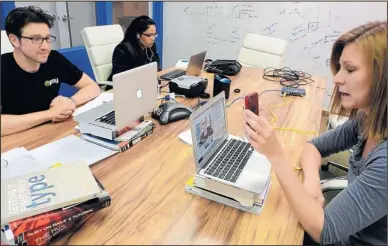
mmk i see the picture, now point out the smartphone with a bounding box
[245,92,259,115]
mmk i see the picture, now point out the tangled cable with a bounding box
[262,67,314,88]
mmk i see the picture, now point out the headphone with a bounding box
[136,33,154,62]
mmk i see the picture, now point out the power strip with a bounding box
[281,87,306,97]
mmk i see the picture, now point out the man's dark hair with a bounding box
[5,6,55,37]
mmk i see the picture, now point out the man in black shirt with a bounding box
[1,6,100,136]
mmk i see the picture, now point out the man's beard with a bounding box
[21,50,48,64]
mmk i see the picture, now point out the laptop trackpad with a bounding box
[235,151,272,193]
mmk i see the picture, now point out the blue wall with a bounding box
[152,2,163,68]
[58,46,95,97]
[1,1,15,30]
[96,2,113,26]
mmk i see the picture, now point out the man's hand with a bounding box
[303,178,325,207]
[50,96,76,110]
[48,97,76,122]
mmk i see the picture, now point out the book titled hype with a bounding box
[1,162,101,227]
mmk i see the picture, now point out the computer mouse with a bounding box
[151,102,193,125]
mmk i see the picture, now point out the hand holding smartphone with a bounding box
[245,92,259,115]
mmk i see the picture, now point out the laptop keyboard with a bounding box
[95,111,116,125]
[204,139,253,183]
[160,70,186,80]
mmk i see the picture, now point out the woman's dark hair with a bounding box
[5,6,55,37]
[123,15,156,50]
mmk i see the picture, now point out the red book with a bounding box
[4,176,110,246]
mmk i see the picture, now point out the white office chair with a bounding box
[237,33,287,68]
[1,30,14,54]
[320,162,349,195]
[81,24,124,88]
[327,113,349,131]
[321,113,350,193]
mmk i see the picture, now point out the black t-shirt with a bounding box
[1,50,83,115]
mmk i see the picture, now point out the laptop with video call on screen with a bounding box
[189,91,272,194]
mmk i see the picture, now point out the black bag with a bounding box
[204,59,242,76]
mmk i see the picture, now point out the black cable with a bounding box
[262,67,314,88]
[193,97,208,111]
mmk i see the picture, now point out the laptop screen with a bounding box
[191,94,228,169]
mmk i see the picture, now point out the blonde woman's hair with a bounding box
[329,21,387,142]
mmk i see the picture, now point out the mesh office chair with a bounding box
[237,33,287,68]
[81,24,124,90]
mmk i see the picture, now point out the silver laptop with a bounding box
[75,62,158,140]
[189,91,272,193]
[159,51,207,80]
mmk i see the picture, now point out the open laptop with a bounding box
[75,62,159,140]
[159,51,207,80]
[189,91,272,193]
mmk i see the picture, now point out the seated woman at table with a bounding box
[107,15,164,89]
[243,21,386,245]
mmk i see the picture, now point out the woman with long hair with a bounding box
[244,21,387,245]
[108,16,160,86]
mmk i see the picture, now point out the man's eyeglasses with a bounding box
[20,35,56,44]
[142,33,158,38]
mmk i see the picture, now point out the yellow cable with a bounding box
[267,96,319,170]
[268,97,295,124]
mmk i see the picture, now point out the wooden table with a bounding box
[1,67,325,245]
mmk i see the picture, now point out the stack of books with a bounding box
[185,173,271,215]
[1,162,111,245]
[80,120,156,152]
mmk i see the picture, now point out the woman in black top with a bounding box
[107,16,161,87]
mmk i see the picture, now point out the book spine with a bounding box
[80,134,119,151]
[7,195,111,245]
[118,128,154,152]
[14,215,90,245]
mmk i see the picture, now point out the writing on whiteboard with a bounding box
[179,2,360,71]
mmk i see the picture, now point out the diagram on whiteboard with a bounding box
[164,2,387,79]
[181,2,345,70]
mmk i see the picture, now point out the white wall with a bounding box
[163,2,387,110]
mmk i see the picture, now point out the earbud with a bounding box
[137,33,154,62]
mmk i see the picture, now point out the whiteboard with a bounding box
[163,2,387,107]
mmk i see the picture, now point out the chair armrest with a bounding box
[321,176,348,192]
[97,81,113,86]
[321,161,349,172]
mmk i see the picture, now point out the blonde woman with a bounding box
[244,21,387,245]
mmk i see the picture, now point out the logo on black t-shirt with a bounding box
[44,78,59,87]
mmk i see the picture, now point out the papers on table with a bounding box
[178,129,192,145]
[29,135,118,167]
[1,147,46,181]
[1,135,118,181]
